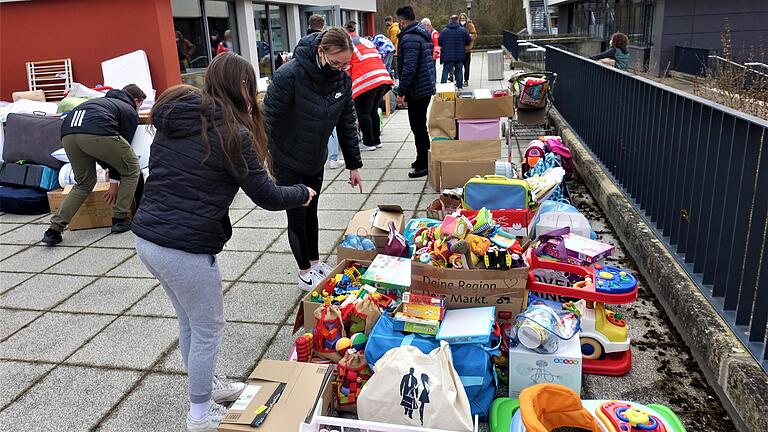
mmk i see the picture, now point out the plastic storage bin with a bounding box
[457,118,500,140]
[487,49,505,81]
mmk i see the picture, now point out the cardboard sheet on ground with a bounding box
[130,125,154,170]
[102,50,155,101]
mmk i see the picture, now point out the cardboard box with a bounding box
[410,263,528,322]
[343,205,404,249]
[457,118,501,140]
[508,336,582,398]
[293,259,373,333]
[435,83,457,101]
[428,140,501,192]
[219,360,334,432]
[428,97,457,139]
[455,95,515,119]
[336,247,378,262]
[361,254,411,293]
[433,160,496,190]
[47,182,132,230]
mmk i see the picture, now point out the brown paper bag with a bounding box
[428,96,456,139]
[313,305,346,363]
[335,349,373,413]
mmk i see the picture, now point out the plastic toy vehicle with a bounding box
[490,384,687,432]
[568,299,629,361]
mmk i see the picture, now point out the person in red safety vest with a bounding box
[347,32,394,151]
[421,17,441,74]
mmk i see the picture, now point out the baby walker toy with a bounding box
[525,249,637,376]
[490,384,687,432]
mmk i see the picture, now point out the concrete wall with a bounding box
[650,0,768,75]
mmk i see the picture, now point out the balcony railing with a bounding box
[545,45,768,371]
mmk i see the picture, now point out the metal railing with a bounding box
[545,45,768,371]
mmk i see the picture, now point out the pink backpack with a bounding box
[545,137,574,179]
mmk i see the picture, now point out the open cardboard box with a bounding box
[47,182,133,230]
[336,205,404,261]
[428,140,501,192]
[455,94,515,119]
[219,360,334,432]
[293,259,373,333]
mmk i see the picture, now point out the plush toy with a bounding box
[467,234,491,257]
[451,239,473,269]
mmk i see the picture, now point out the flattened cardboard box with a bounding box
[410,262,528,326]
[343,205,404,249]
[455,95,515,119]
[219,360,333,432]
[47,182,133,230]
[293,259,373,333]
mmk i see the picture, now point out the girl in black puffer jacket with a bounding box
[132,53,313,431]
[264,28,364,291]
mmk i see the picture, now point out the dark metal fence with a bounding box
[545,45,768,371]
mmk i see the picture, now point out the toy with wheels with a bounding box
[489,384,687,432]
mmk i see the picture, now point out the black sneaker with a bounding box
[111,218,132,234]
[42,229,62,246]
[408,167,428,178]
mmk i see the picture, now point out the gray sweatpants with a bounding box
[135,236,224,404]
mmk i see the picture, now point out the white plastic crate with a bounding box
[299,397,479,432]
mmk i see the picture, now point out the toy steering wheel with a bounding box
[616,407,658,430]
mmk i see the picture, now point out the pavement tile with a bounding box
[0,312,113,362]
[0,360,54,408]
[0,223,21,235]
[0,309,41,340]
[359,158,394,169]
[96,373,188,432]
[317,193,367,211]
[0,272,33,292]
[126,286,176,318]
[228,208,251,224]
[222,227,282,252]
[161,322,279,377]
[91,231,139,249]
[230,192,257,209]
[67,316,178,369]
[106,254,154,278]
[0,366,140,432]
[390,158,417,169]
[262,325,298,361]
[0,244,26,261]
[55,277,157,314]
[322,180,364,194]
[0,224,50,245]
[268,229,341,255]
[217,250,259,281]
[358,168,387,183]
[395,147,418,160]
[58,227,112,246]
[0,213,46,224]
[317,210,358,230]
[381,168,418,182]
[373,180,420,194]
[233,209,288,228]
[364,193,420,212]
[240,252,298,283]
[48,248,134,276]
[0,274,96,310]
[361,150,398,160]
[224,282,302,323]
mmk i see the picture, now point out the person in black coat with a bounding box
[264,28,364,290]
[132,54,313,430]
[394,5,436,178]
[438,16,471,88]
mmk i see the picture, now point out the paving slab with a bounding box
[230,192,257,209]
[268,229,342,255]
[0,365,140,432]
[228,208,251,224]
[222,227,282,252]
[0,274,96,310]
[0,244,26,261]
[358,158,394,169]
[0,360,54,408]
[106,254,155,278]
[0,309,42,340]
[91,231,140,249]
[317,193,368,211]
[357,168,387,183]
[0,312,113,362]
[364,193,420,212]
[373,180,421,194]
[54,277,157,314]
[67,316,178,369]
[47,247,134,276]
[0,224,52,245]
[125,286,177,318]
[233,209,288,228]
[223,282,302,323]
[57,227,112,246]
[323,180,365,194]
[0,271,33,292]
[0,213,47,224]
[161,322,279,378]
[217,250,259,281]
[240,252,298,284]
[0,223,22,235]
[1,245,81,273]
[261,325,297,362]
[96,373,188,432]
[317,210,358,230]
[390,158,417,169]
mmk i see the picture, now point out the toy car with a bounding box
[568,299,629,360]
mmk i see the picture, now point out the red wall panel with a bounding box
[0,0,181,100]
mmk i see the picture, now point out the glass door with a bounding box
[253,3,289,79]
[299,5,341,35]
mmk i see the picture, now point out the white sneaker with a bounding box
[212,375,245,403]
[312,262,334,279]
[375,144,383,149]
[186,402,228,432]
[360,144,377,152]
[329,160,342,169]
[298,269,324,291]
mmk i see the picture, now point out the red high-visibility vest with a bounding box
[431,29,441,60]
[348,36,394,100]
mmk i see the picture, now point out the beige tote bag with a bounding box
[357,342,473,431]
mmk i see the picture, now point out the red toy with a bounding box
[295,333,313,362]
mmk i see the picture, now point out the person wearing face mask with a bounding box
[459,13,477,87]
[264,28,364,291]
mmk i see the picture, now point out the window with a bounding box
[253,3,289,79]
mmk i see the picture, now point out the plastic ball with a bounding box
[350,332,368,350]
[335,337,352,355]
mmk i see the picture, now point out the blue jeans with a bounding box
[383,53,394,78]
[441,61,464,88]
[327,128,339,162]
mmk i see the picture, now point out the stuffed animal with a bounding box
[450,240,473,269]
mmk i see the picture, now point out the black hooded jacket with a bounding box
[61,89,139,142]
[131,92,309,255]
[264,32,362,175]
[396,22,436,100]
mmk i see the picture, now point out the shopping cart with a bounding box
[502,71,558,161]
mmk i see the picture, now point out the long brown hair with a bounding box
[201,52,270,174]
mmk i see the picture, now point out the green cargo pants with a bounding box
[50,134,139,232]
